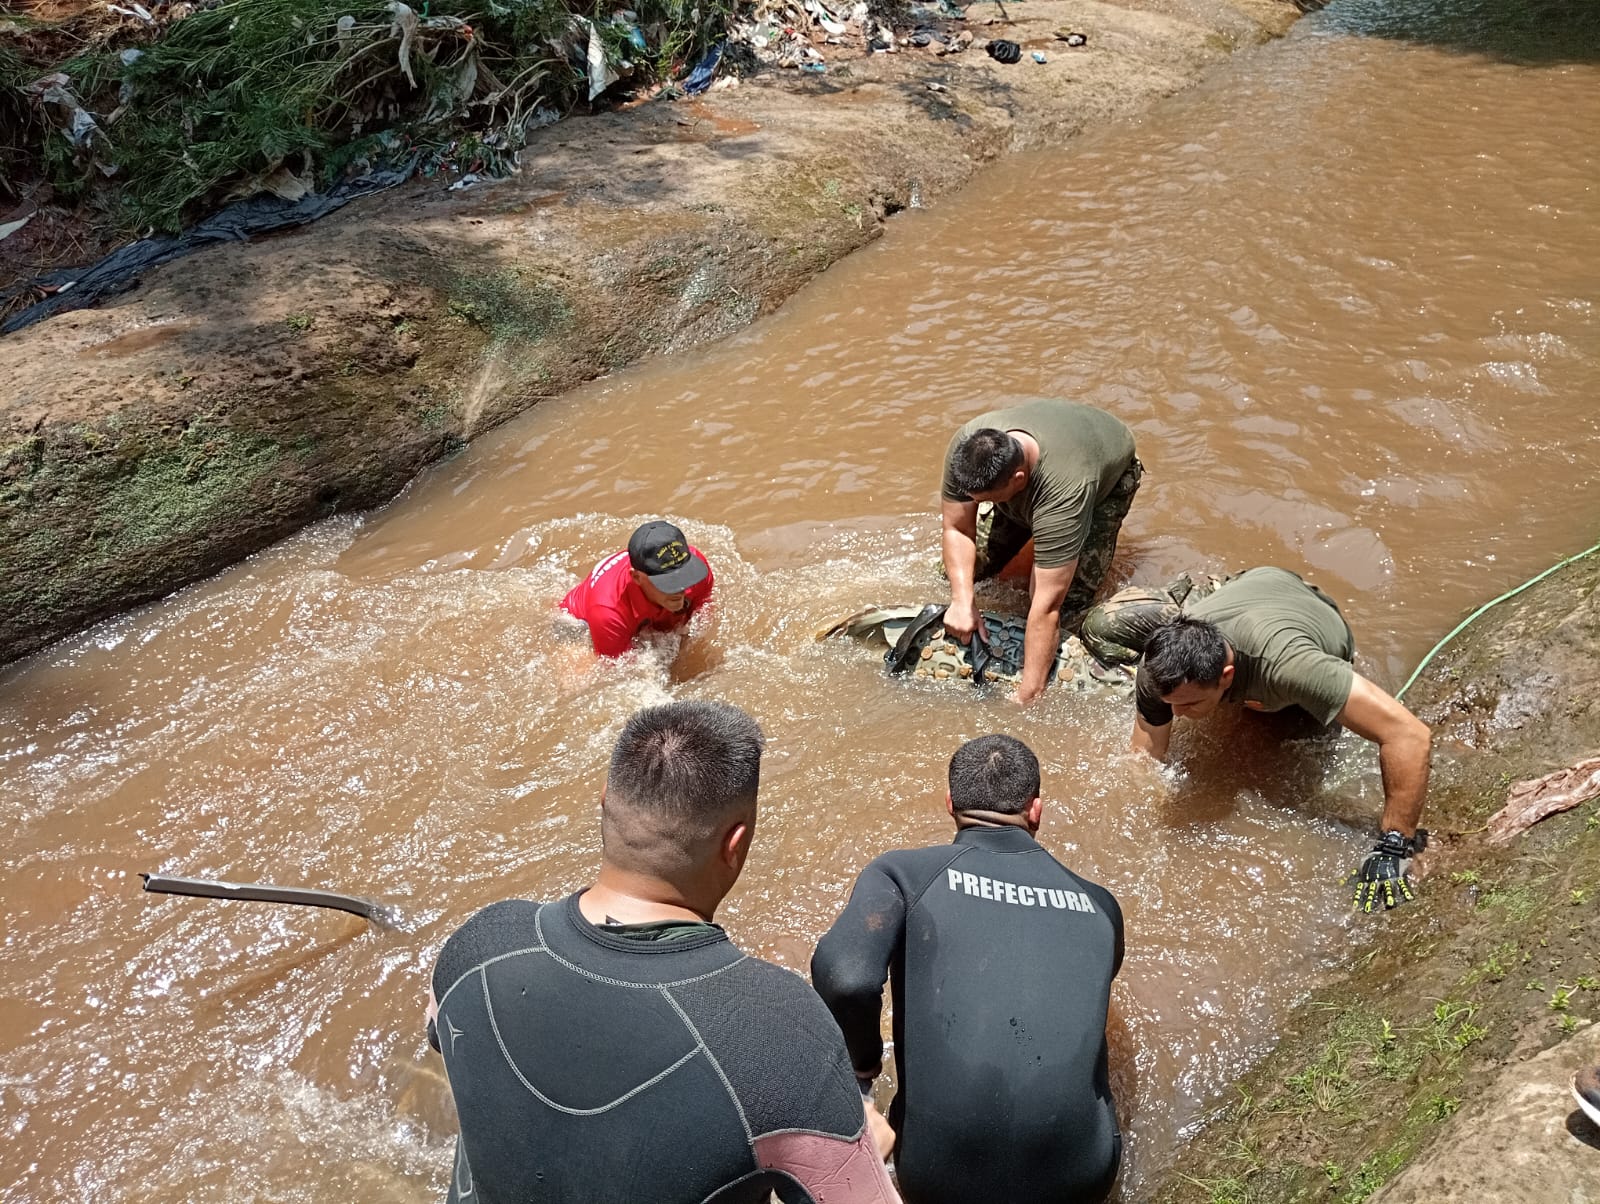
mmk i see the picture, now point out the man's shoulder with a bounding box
[682,951,852,1057]
[863,842,968,885]
[434,898,548,1001]
[446,897,544,944]
[1197,569,1346,653]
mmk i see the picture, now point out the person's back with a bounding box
[812,736,1124,1204]
[433,895,882,1203]
[429,701,898,1204]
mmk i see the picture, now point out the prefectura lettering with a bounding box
[946,867,1096,912]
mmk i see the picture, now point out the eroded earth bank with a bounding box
[0,0,1294,664]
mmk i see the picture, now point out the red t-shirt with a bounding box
[560,547,715,657]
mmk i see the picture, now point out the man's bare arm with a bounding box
[1015,561,1075,705]
[940,500,984,641]
[1335,673,1432,837]
[1131,711,1172,760]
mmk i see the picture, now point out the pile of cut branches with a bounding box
[1,0,733,234]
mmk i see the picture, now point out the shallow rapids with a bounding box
[3,0,1599,1199]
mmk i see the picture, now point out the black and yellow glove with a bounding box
[1347,829,1427,913]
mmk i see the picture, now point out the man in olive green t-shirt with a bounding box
[940,400,1141,706]
[1129,567,1434,912]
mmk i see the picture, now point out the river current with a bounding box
[2,0,1598,1198]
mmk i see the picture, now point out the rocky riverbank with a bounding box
[1153,550,1600,1202]
[0,0,1298,665]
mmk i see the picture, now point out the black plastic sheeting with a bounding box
[1,161,415,336]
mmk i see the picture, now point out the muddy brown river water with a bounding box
[4,1,1600,1199]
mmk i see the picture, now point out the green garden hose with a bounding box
[1395,538,1600,701]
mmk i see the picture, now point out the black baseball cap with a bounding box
[627,521,708,593]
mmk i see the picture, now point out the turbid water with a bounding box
[3,0,1599,1198]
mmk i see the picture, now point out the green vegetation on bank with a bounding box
[1,0,733,233]
[1161,795,1600,1204]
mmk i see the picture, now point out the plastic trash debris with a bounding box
[0,214,33,243]
[986,39,1022,63]
[1055,30,1088,45]
[925,80,948,92]
[28,74,114,174]
[1031,49,1047,62]
[805,0,849,36]
[580,16,620,100]
[2,160,417,336]
[613,10,649,52]
[387,2,420,86]
[682,41,724,94]
[800,61,827,72]
[936,30,973,54]
[106,2,156,22]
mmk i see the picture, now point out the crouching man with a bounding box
[812,735,1124,1204]
[1129,566,1433,912]
[427,700,898,1204]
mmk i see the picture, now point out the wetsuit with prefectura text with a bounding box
[812,826,1124,1204]
[431,893,899,1204]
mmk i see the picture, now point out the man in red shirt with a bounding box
[560,521,716,658]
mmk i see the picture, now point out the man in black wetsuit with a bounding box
[426,700,900,1204]
[812,735,1124,1204]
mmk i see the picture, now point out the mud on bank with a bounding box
[1153,552,1600,1203]
[0,0,1297,665]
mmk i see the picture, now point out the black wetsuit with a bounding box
[430,893,898,1204]
[811,826,1124,1204]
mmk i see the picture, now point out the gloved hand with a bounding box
[1347,830,1427,913]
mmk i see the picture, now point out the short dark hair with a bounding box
[603,701,764,873]
[948,734,1040,815]
[1142,616,1229,696]
[950,429,1024,495]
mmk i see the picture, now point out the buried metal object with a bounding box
[818,571,1226,691]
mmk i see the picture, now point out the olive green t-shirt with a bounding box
[602,918,723,943]
[1135,567,1356,727]
[940,400,1137,569]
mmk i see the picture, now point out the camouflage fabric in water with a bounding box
[819,566,1225,693]
[1078,570,1225,665]
[818,605,1136,693]
[972,459,1144,623]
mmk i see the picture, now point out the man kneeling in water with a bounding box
[812,735,1125,1204]
[1128,566,1432,912]
[426,701,898,1204]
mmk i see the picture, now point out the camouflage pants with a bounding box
[974,458,1144,624]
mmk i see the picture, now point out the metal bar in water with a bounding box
[139,872,399,929]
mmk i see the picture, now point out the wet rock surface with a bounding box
[0,0,1296,665]
[1405,552,1600,794]
[1371,1020,1600,1204]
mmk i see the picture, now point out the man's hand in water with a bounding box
[943,600,987,645]
[1011,682,1044,707]
[1346,830,1426,912]
[864,1097,896,1160]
